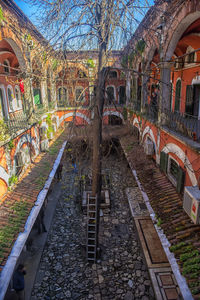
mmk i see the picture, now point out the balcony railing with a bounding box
[164,109,200,141]
[4,111,30,134]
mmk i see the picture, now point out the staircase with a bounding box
[86,194,98,262]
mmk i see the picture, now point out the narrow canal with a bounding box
[31,141,154,300]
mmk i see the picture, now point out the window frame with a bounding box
[106,85,116,105]
[3,59,10,74]
[58,86,68,106]
[167,156,179,187]
[108,70,118,79]
[75,86,85,103]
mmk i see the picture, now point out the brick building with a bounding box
[0,0,125,199]
[125,0,200,198]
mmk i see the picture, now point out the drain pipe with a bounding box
[0,141,67,300]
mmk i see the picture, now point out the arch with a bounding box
[103,110,124,122]
[59,112,91,125]
[142,126,157,152]
[14,134,38,160]
[132,116,141,133]
[144,46,159,72]
[0,166,9,185]
[4,38,26,72]
[165,11,200,61]
[161,143,197,186]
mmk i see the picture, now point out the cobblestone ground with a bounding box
[31,151,154,300]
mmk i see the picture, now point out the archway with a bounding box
[165,11,200,61]
[4,38,26,71]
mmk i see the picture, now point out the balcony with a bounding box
[4,111,30,135]
[164,109,200,141]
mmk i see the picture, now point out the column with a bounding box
[125,70,130,106]
[41,68,48,109]
[158,62,172,125]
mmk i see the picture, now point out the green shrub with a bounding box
[8,175,18,186]
[169,242,187,253]
[8,139,14,149]
[180,250,199,262]
[0,120,9,142]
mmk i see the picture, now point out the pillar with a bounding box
[158,62,172,125]
[41,68,48,109]
[126,70,130,106]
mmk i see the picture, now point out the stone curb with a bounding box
[121,143,193,300]
[0,141,67,300]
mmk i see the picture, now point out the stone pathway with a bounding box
[31,153,154,300]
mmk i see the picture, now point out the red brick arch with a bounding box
[164,7,200,60]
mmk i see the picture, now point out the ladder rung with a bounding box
[88,238,95,240]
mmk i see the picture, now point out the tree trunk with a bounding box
[92,42,106,197]
[91,42,107,253]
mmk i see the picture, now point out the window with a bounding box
[185,47,196,65]
[108,71,117,79]
[185,85,193,115]
[174,80,181,112]
[0,87,7,119]
[160,152,185,193]
[47,88,51,104]
[58,87,68,106]
[188,52,195,64]
[106,86,115,104]
[78,70,87,78]
[4,60,10,73]
[15,86,21,108]
[119,86,126,104]
[175,58,184,69]
[14,152,23,175]
[75,87,85,102]
[7,86,13,111]
[33,88,42,106]
[168,157,179,186]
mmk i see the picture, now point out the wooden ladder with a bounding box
[86,194,97,262]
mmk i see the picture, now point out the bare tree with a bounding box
[25,0,152,194]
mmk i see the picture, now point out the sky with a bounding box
[15,0,38,25]
[14,0,155,50]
